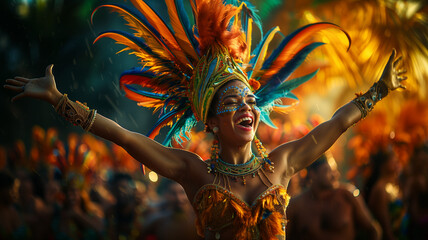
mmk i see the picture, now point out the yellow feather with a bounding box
[252,26,280,77]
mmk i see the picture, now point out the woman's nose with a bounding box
[239,101,252,111]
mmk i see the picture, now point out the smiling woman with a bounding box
[4,0,407,239]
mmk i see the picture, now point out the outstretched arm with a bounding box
[4,65,201,183]
[270,49,407,177]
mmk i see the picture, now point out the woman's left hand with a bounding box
[380,49,407,91]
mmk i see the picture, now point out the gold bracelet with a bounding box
[352,80,389,119]
[55,94,97,132]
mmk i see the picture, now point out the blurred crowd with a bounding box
[1,102,428,240]
[0,126,200,240]
[285,146,428,240]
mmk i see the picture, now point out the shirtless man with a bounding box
[142,179,201,240]
[287,155,380,240]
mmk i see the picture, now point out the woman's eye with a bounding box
[224,101,238,105]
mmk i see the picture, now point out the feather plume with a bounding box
[196,0,247,60]
[261,22,350,82]
[166,0,199,61]
[129,0,193,67]
[248,26,281,78]
[147,106,188,139]
[93,4,191,71]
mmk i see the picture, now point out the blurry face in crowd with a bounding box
[166,182,189,211]
[209,80,260,144]
[66,186,81,207]
[114,179,135,206]
[311,163,335,189]
[18,178,34,202]
[384,153,401,177]
[44,180,61,204]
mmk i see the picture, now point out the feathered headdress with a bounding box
[92,0,350,147]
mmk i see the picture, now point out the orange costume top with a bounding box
[193,182,290,240]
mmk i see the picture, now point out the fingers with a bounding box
[45,64,54,76]
[386,49,397,66]
[393,56,403,68]
[4,84,24,92]
[5,79,26,87]
[399,84,406,90]
[13,77,30,83]
[397,69,407,75]
[398,76,408,81]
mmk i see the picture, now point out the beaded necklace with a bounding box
[207,137,274,185]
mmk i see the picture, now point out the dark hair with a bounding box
[364,149,393,201]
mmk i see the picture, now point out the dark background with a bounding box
[0,0,176,147]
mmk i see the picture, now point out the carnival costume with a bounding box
[57,0,359,239]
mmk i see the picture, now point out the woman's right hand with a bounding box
[4,64,63,106]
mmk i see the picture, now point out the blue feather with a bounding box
[257,70,319,107]
[174,0,199,55]
[97,4,166,44]
[258,42,324,95]
[259,110,277,128]
[276,70,319,93]
[262,22,338,70]
[162,108,196,146]
[223,0,262,36]
[98,30,167,60]
[240,1,263,36]
[255,70,319,128]
[147,104,188,137]
[124,85,169,100]
[97,4,184,64]
[120,66,156,78]
[247,26,280,78]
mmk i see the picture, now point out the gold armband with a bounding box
[55,94,97,132]
[352,80,389,119]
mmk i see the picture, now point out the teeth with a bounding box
[236,117,253,125]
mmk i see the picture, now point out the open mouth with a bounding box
[236,116,253,129]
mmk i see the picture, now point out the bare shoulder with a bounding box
[169,147,209,171]
[268,142,294,176]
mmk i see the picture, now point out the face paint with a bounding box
[216,85,257,115]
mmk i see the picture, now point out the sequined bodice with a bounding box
[193,184,290,240]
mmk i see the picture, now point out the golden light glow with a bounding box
[148,171,159,182]
[276,0,428,99]
[385,183,400,200]
[353,189,360,197]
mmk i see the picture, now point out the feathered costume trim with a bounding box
[193,184,290,239]
[92,0,350,145]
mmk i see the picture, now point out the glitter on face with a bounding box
[216,85,258,115]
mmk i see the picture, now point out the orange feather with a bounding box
[262,23,350,81]
[129,0,191,66]
[196,0,247,60]
[165,0,199,61]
